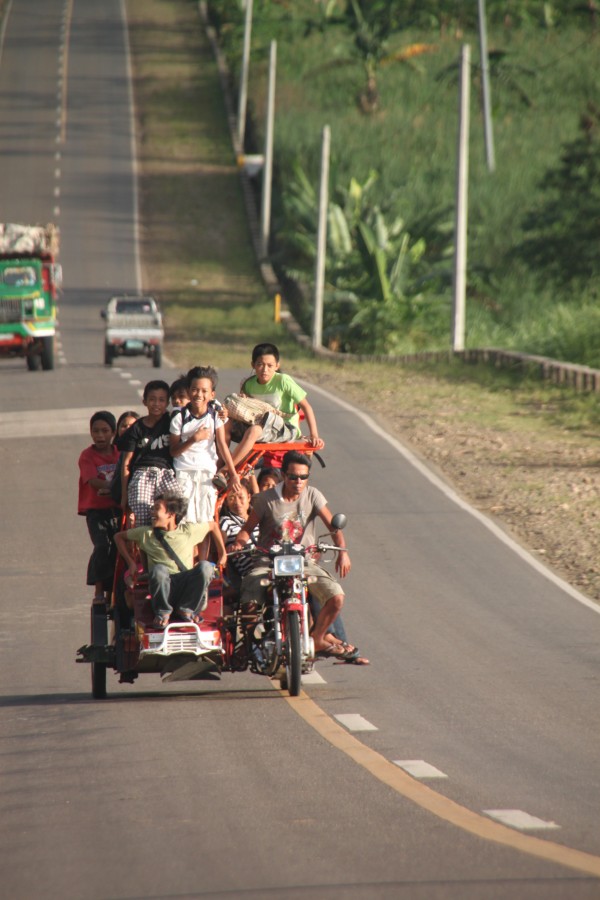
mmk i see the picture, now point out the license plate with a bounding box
[125,340,144,351]
[0,333,15,341]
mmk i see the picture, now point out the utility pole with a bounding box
[237,0,253,152]
[477,0,496,172]
[312,125,331,351]
[260,41,276,259]
[452,45,470,353]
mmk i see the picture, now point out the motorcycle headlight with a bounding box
[273,555,304,577]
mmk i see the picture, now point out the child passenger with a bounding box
[116,410,139,441]
[107,411,140,509]
[115,491,227,629]
[245,465,280,498]
[256,466,280,492]
[219,482,258,590]
[169,375,189,411]
[119,380,180,525]
[170,366,241,522]
[217,342,324,485]
[78,411,121,604]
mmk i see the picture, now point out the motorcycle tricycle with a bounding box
[76,441,343,699]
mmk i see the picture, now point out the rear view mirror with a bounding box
[330,513,347,532]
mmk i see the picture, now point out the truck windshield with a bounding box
[3,266,37,287]
[115,300,153,314]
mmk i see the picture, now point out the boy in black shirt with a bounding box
[119,380,181,525]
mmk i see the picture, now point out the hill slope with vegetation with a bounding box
[208,0,600,361]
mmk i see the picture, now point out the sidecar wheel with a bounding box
[92,662,107,699]
[91,604,109,700]
[284,611,301,697]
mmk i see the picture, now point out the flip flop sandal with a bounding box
[180,612,203,625]
[335,642,369,665]
[335,654,370,666]
[152,615,170,629]
[315,644,358,661]
[212,473,228,491]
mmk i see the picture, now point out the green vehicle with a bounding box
[0,223,61,371]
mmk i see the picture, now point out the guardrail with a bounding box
[277,324,600,393]
[378,347,600,393]
[460,348,600,392]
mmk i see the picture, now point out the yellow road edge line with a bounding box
[285,690,600,879]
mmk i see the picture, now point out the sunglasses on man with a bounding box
[285,472,309,481]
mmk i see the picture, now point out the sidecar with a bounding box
[77,561,228,698]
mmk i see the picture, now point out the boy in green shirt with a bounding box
[218,342,324,486]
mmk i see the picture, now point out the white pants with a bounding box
[175,469,217,523]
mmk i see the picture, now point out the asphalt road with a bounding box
[1,2,600,898]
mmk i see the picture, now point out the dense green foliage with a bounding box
[207,0,600,362]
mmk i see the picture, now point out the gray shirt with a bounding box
[251,483,327,550]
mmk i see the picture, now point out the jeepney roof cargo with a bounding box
[0,223,59,257]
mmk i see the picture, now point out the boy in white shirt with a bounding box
[170,366,240,522]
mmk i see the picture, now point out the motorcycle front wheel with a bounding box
[284,610,302,697]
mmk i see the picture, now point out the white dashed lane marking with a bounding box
[484,810,560,831]
[334,713,378,732]
[394,760,448,779]
[107,366,161,397]
[55,332,67,366]
[301,670,326,685]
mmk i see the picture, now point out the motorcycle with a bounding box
[225,513,347,696]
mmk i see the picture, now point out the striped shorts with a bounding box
[128,466,180,525]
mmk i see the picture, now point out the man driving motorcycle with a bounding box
[230,450,352,658]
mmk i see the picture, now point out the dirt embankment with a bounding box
[303,363,600,605]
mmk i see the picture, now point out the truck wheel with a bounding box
[26,352,41,371]
[40,336,55,371]
[152,344,162,368]
[104,342,114,366]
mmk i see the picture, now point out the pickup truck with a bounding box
[0,223,61,371]
[101,295,164,367]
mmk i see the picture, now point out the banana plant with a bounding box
[343,0,436,111]
[300,0,435,112]
[277,160,450,352]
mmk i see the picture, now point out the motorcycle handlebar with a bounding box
[226,541,348,557]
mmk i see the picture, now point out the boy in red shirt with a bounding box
[78,410,121,605]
